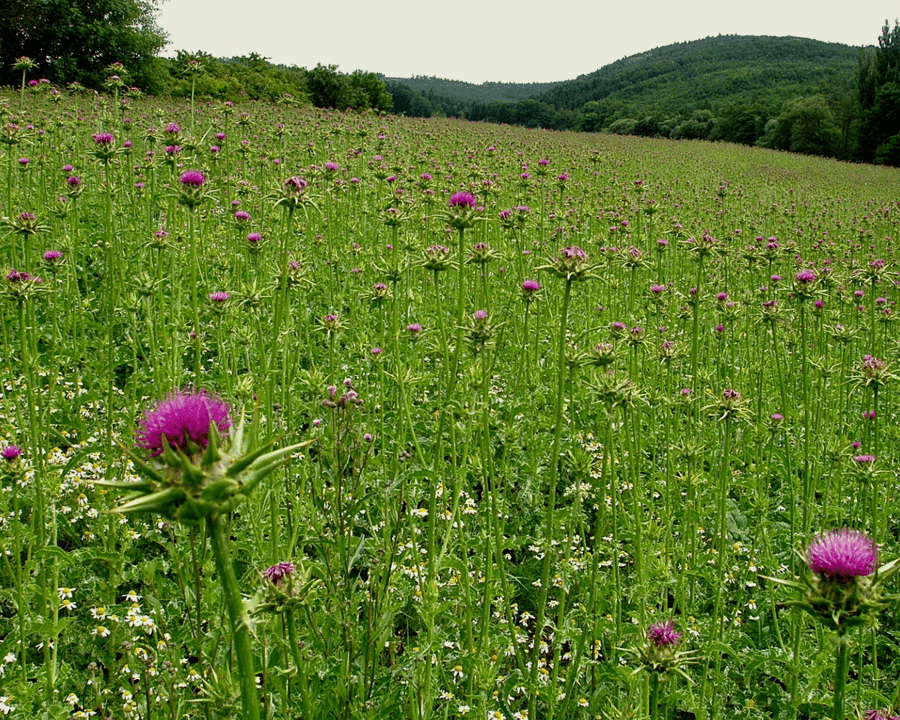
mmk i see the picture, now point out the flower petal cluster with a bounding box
[136,388,231,457]
[647,620,681,648]
[807,528,878,580]
[262,561,295,586]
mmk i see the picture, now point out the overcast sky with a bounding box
[156,0,895,84]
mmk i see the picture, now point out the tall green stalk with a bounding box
[530,276,571,699]
[209,514,261,720]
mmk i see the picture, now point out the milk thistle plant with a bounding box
[764,529,898,720]
[102,388,312,720]
[621,620,697,720]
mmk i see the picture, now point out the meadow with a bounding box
[2,85,900,720]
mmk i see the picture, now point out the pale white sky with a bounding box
[155,0,895,84]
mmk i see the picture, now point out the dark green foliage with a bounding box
[538,35,859,116]
[385,81,434,117]
[858,20,900,164]
[158,51,311,103]
[0,0,168,89]
[382,75,564,104]
[156,56,390,112]
[384,35,864,158]
[757,95,841,156]
[302,64,391,111]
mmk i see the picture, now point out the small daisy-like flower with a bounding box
[806,528,878,580]
[136,388,231,457]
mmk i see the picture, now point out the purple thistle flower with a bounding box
[806,528,878,580]
[449,191,476,208]
[1,445,23,462]
[560,246,588,261]
[179,169,205,188]
[522,279,541,295]
[208,291,229,303]
[406,323,422,334]
[262,561,295,586]
[246,232,262,244]
[865,711,900,720]
[284,176,308,193]
[795,269,816,284]
[92,132,113,145]
[647,620,682,647]
[853,454,876,464]
[136,388,232,457]
[473,309,488,321]
[234,210,250,221]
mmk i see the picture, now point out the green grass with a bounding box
[1,87,900,720]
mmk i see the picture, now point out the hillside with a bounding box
[535,35,862,115]
[386,34,873,161]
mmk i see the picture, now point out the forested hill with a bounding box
[386,34,878,162]
[535,35,860,114]
[380,76,563,103]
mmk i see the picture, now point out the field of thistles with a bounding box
[1,84,900,720]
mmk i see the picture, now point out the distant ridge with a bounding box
[379,75,564,104]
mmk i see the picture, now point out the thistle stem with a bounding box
[208,514,260,720]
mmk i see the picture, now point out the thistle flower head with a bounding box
[545,245,591,281]
[1,445,23,462]
[647,620,681,648]
[262,561,295,586]
[806,528,878,580]
[284,176,308,194]
[864,711,900,720]
[449,191,476,208]
[136,388,231,458]
[179,170,205,188]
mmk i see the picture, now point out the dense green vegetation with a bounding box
[3,87,900,720]
[0,0,169,91]
[382,76,563,104]
[387,35,872,161]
